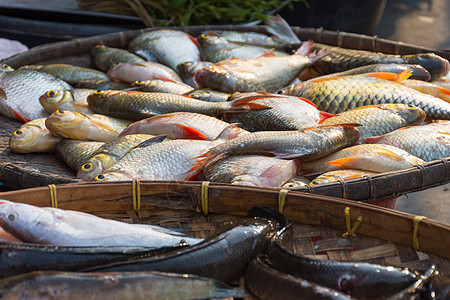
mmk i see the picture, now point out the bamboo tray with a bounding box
[0,180,448,275]
[0,25,449,204]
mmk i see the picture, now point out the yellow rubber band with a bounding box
[348,216,363,236]
[278,189,289,213]
[343,207,363,237]
[132,179,141,212]
[413,216,425,251]
[48,184,57,208]
[201,181,210,216]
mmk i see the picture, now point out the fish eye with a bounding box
[56,110,65,114]
[407,104,416,109]
[7,213,17,222]
[284,183,296,187]
[95,174,106,181]
[94,90,104,94]
[2,64,9,69]
[81,163,92,171]
[13,130,23,136]
[46,90,57,97]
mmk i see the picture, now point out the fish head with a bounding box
[275,82,307,97]
[383,104,427,125]
[45,110,80,130]
[9,125,45,153]
[77,154,115,181]
[94,172,132,182]
[1,64,14,72]
[39,90,71,112]
[194,65,231,90]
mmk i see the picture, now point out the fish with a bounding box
[310,169,379,185]
[202,155,300,187]
[0,69,72,122]
[246,255,356,300]
[119,112,248,140]
[39,89,95,114]
[74,79,130,90]
[300,144,425,174]
[86,90,270,121]
[197,32,288,63]
[206,30,281,47]
[223,92,336,131]
[9,118,62,153]
[176,60,213,87]
[278,70,450,119]
[0,271,245,300]
[360,122,450,162]
[281,176,311,188]
[94,138,224,181]
[401,79,450,103]
[107,61,183,83]
[194,41,328,93]
[0,227,22,243]
[192,124,361,172]
[54,140,104,171]
[306,63,432,81]
[431,79,450,90]
[184,88,230,102]
[0,242,186,279]
[302,44,450,80]
[20,64,109,86]
[128,29,201,72]
[45,110,132,142]
[320,104,426,139]
[83,219,277,283]
[265,227,421,299]
[89,44,146,72]
[132,78,193,94]
[76,134,157,181]
[0,200,202,247]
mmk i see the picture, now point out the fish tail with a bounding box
[226,97,272,113]
[294,40,314,56]
[317,111,339,124]
[187,150,217,174]
[364,68,413,83]
[265,15,302,44]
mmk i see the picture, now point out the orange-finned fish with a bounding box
[87,90,270,121]
[320,103,426,139]
[300,144,425,174]
[310,169,378,185]
[401,79,450,103]
[54,140,105,171]
[107,62,182,84]
[360,122,450,162]
[119,112,248,140]
[9,118,62,154]
[132,78,194,94]
[89,44,146,72]
[278,69,450,119]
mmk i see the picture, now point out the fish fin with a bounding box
[294,40,314,56]
[188,151,224,174]
[434,85,450,96]
[0,87,6,100]
[364,68,412,82]
[11,109,31,123]
[358,136,381,144]
[317,111,338,124]
[308,75,347,83]
[326,157,362,168]
[177,124,209,140]
[265,14,302,44]
[154,77,178,83]
[297,97,318,108]
[187,33,200,47]
[260,164,284,178]
[226,97,272,112]
[214,123,241,140]
[84,117,119,134]
[316,122,362,129]
[72,102,90,108]
[134,135,167,148]
[260,49,277,57]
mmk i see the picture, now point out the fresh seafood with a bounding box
[107,61,182,83]
[194,41,328,93]
[0,228,22,243]
[94,138,223,181]
[0,242,186,279]
[54,140,104,171]
[266,227,422,299]
[281,176,311,188]
[133,78,193,94]
[90,44,146,72]
[177,60,213,87]
[0,200,202,247]
[197,32,288,63]
[76,134,157,181]
[9,118,61,153]
[129,29,201,72]
[193,125,361,171]
[320,104,426,139]
[223,92,336,131]
[84,219,277,283]
[310,169,378,185]
[300,144,425,174]
[401,79,450,103]
[0,68,71,122]
[246,255,356,300]
[87,90,269,121]
[0,270,245,300]
[45,110,132,142]
[360,122,450,162]
[184,88,230,102]
[20,64,108,86]
[302,44,450,80]
[431,78,450,90]
[279,70,450,119]
[119,112,248,140]
[74,79,130,90]
[202,155,300,187]
[39,89,94,114]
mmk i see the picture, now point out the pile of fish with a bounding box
[0,202,447,299]
[2,15,450,187]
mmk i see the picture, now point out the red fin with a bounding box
[187,151,216,174]
[318,111,339,123]
[12,109,30,123]
[294,40,314,56]
[308,76,346,83]
[297,97,317,108]
[0,87,6,100]
[154,77,178,83]
[359,136,381,144]
[364,68,412,83]
[435,86,450,95]
[227,97,272,112]
[178,124,209,140]
[260,49,277,57]
[326,157,362,168]
[316,122,362,129]
[188,33,200,47]
[215,123,242,140]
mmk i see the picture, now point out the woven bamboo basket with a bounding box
[0,25,449,204]
[0,181,448,277]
